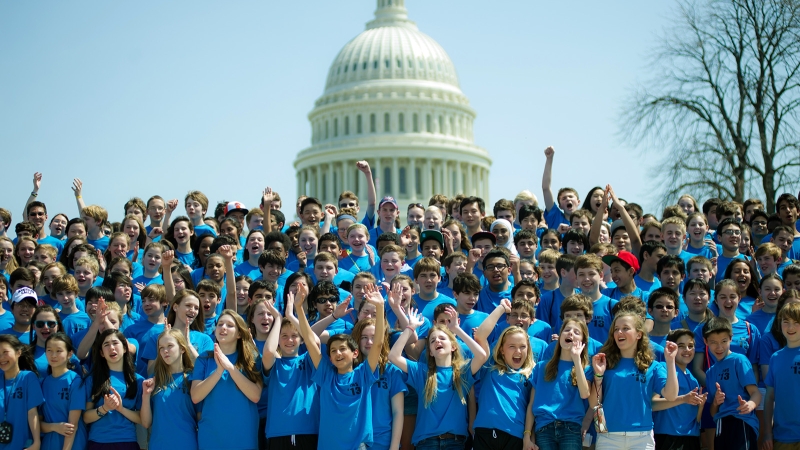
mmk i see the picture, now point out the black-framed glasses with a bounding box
[35,320,57,329]
[722,229,741,236]
[653,304,675,310]
[314,296,338,305]
[751,220,767,227]
[485,264,508,272]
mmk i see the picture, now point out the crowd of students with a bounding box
[0,147,799,450]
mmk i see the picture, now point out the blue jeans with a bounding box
[415,435,467,450]
[535,421,583,450]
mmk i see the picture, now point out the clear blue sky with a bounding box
[0,1,676,228]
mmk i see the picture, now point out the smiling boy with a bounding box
[574,254,616,343]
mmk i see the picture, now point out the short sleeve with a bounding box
[134,376,144,410]
[312,353,334,386]
[69,375,86,411]
[405,360,422,391]
[191,355,209,382]
[24,372,44,410]
[649,362,668,397]
[764,353,776,388]
[388,367,408,397]
[693,325,706,353]
[358,362,379,388]
[141,334,157,361]
[735,355,757,387]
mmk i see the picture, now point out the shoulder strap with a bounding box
[681,319,689,330]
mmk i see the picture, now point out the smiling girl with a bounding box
[236,230,266,280]
[165,217,196,268]
[40,333,87,450]
[340,224,376,274]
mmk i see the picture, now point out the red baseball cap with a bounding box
[602,250,640,272]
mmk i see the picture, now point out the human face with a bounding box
[158,334,184,367]
[778,201,799,226]
[662,224,685,251]
[379,204,399,226]
[41,267,63,294]
[114,283,132,305]
[27,206,47,230]
[484,257,510,288]
[784,274,800,291]
[215,314,240,345]
[49,215,68,238]
[461,202,483,229]
[169,272,184,291]
[0,241,13,267]
[246,233,265,258]
[146,200,165,223]
[297,231,317,257]
[358,325,376,356]
[347,228,367,254]
[74,265,95,291]
[645,248,668,269]
[571,217,591,235]
[756,254,778,276]
[760,278,783,309]
[718,225,741,253]
[407,207,424,228]
[781,315,800,347]
[516,238,537,259]
[520,215,538,231]
[404,230,421,255]
[738,232,751,255]
[687,217,708,243]
[34,311,58,346]
[339,198,358,211]
[705,332,731,360]
[507,307,533,330]
[454,290,478,314]
[519,262,536,282]
[173,221,193,245]
[649,297,676,324]
[416,271,441,295]
[715,286,740,320]
[314,294,337,318]
[12,300,36,326]
[566,240,584,256]
[185,200,206,221]
[319,240,339,256]
[336,219,354,243]
[500,332,528,369]
[301,204,322,226]
[643,226,662,242]
[248,214,263,232]
[421,241,443,259]
[175,296,200,326]
[102,333,125,364]
[423,210,443,230]
[142,295,165,318]
[314,261,337,282]
[197,236,214,266]
[288,278,308,297]
[576,267,601,295]
[0,342,22,375]
[17,240,36,265]
[220,221,239,240]
[328,339,357,372]
[540,233,560,252]
[380,252,402,278]
[279,324,301,356]
[674,335,696,366]
[251,302,274,337]
[45,339,71,369]
[107,237,127,259]
[67,223,86,239]
[685,285,710,315]
[560,321,586,350]
[496,210,514,223]
[540,262,557,285]
[235,280,251,308]
[261,262,281,283]
[613,316,642,353]
[558,191,579,214]
[730,263,751,294]
[611,229,631,252]
[493,225,510,246]
[563,310,588,324]
[428,330,454,358]
[658,266,684,291]
[688,263,712,283]
[122,219,140,241]
[205,257,224,283]
[357,302,377,321]
[144,248,163,274]
[751,216,768,237]
[772,231,794,258]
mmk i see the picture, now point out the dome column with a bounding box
[391,158,400,200]
[316,167,323,200]
[327,163,335,205]
[425,159,432,199]
[409,158,416,200]
[374,158,383,197]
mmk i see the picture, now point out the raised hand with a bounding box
[508,254,520,272]
[406,308,424,330]
[96,249,107,273]
[262,187,275,206]
[681,387,704,406]
[161,250,175,268]
[570,339,586,361]
[134,282,146,293]
[32,172,42,192]
[166,199,179,212]
[142,378,155,397]
[324,204,338,218]
[218,245,234,261]
[557,224,571,234]
[714,382,726,406]
[333,295,353,319]
[294,283,308,309]
[356,160,371,174]
[148,227,163,239]
[544,146,555,158]
[71,178,82,197]
[443,306,459,331]
[664,341,678,363]
[499,298,513,314]
[264,300,282,321]
[363,284,384,306]
[468,248,481,265]
[131,241,140,262]
[592,353,607,377]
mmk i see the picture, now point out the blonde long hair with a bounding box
[544,319,589,385]
[490,326,534,378]
[152,329,194,394]
[599,313,654,372]
[423,325,468,407]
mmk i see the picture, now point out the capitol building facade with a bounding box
[294,0,492,209]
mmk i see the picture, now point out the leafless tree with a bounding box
[622,0,800,212]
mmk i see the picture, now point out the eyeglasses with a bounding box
[677,344,695,350]
[29,212,46,217]
[721,229,741,236]
[314,296,338,305]
[35,320,57,329]
[653,304,675,310]
[508,313,531,320]
[751,221,767,227]
[339,202,357,208]
[485,264,508,272]
[407,203,425,210]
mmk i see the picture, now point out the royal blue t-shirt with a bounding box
[536,288,577,334]
[705,352,760,435]
[0,327,31,344]
[474,365,533,438]
[41,370,88,450]
[694,319,760,365]
[0,371,43,449]
[591,359,668,432]
[87,371,144,443]
[313,357,378,450]
[601,286,644,301]
[477,285,513,316]
[417,293,455,322]
[715,254,747,283]
[370,363,407,448]
[192,350,260,450]
[531,360,591,430]
[406,360,475,444]
[746,309,775,335]
[588,295,617,343]
[0,311,15,330]
[234,260,261,280]
[527,320,553,343]
[653,367,701,436]
[38,235,65,259]
[87,235,110,253]
[59,311,92,342]
[634,274,662,293]
[764,346,800,443]
[264,353,320,438]
[544,201,569,230]
[148,373,198,450]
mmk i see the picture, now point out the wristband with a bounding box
[405,326,415,332]
[523,430,531,435]
[31,191,38,197]
[96,406,106,417]
[331,312,338,320]
[75,195,82,199]
[594,374,603,378]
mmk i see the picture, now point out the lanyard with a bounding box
[2,375,18,422]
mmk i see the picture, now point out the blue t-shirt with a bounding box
[474,365,533,438]
[59,311,92,342]
[132,274,164,295]
[406,360,475,445]
[540,337,604,363]
[601,286,644,301]
[417,293,455,322]
[715,254,747,283]
[745,309,775,335]
[477,285,513,316]
[87,235,110,253]
[265,353,320,438]
[234,260,262,280]
[339,250,377,275]
[527,320,553,343]
[0,371,43,449]
[531,360,591,430]
[123,318,162,344]
[192,351,260,450]
[653,367,701,436]
[31,345,81,380]
[193,224,217,239]
[634,274,662,293]
[758,331,781,367]
[544,201,569,229]
[705,352,759,435]
[0,311,15,330]
[764,346,800,443]
[312,357,378,450]
[370,363,407,448]
[592,358,668,432]
[694,319,760,366]
[87,371,144,443]
[588,295,618,343]
[148,373,198,450]
[368,226,401,248]
[38,235,65,259]
[40,370,88,450]
[536,288,577,334]
[0,327,31,344]
[176,251,195,268]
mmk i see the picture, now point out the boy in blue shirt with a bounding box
[648,288,679,348]
[184,190,217,239]
[704,317,761,450]
[460,196,487,239]
[653,329,706,449]
[509,280,551,342]
[0,287,37,344]
[636,241,667,292]
[601,250,643,300]
[763,302,800,448]
[574,254,616,342]
[81,204,110,252]
[415,257,455,321]
[541,146,579,230]
[476,250,514,316]
[451,273,494,341]
[536,253,577,333]
[295,281,385,450]
[716,218,747,283]
[369,196,401,248]
[52,274,92,341]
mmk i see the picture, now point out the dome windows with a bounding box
[384,113,390,132]
[357,115,363,134]
[412,113,418,132]
[363,62,367,70]
[426,114,432,133]
[385,59,390,69]
[374,60,378,69]
[370,114,376,133]
[344,116,350,135]
[397,59,402,68]
[399,113,405,132]
[334,118,339,137]
[353,63,358,71]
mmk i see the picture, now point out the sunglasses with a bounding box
[407,203,425,210]
[35,320,57,329]
[314,296,338,305]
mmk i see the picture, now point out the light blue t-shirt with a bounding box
[148,373,199,450]
[264,353,320,438]
[531,360,591,430]
[406,360,475,445]
[474,365,534,438]
[591,358,668,432]
[87,235,110,253]
[764,346,800,443]
[86,371,144,443]
[41,370,88,450]
[588,295,617,343]
[705,352,760,436]
[653,367,701,436]
[0,371,43,449]
[370,363,408,449]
